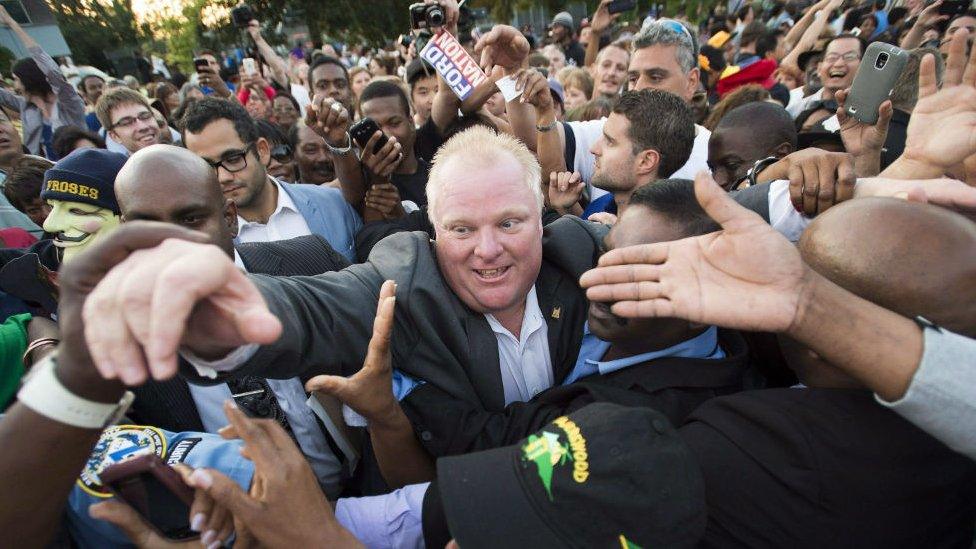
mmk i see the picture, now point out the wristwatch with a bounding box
[737,156,780,190]
[326,132,353,157]
[536,120,558,133]
[17,352,134,429]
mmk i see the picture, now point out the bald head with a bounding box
[801,198,976,338]
[116,144,222,205]
[116,144,237,256]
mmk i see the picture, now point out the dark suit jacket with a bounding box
[128,234,350,433]
[680,388,976,548]
[402,329,758,457]
[181,216,607,417]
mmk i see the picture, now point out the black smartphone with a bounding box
[942,0,971,17]
[231,4,254,28]
[350,117,389,154]
[193,57,209,73]
[607,0,637,14]
[100,454,197,541]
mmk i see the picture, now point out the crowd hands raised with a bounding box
[3,0,976,546]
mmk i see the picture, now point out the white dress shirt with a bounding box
[185,249,345,496]
[484,286,554,405]
[236,178,313,243]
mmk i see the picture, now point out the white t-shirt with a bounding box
[566,118,712,199]
[786,87,824,119]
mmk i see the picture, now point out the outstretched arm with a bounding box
[247,20,291,89]
[579,173,924,402]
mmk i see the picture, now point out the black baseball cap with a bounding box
[437,403,706,548]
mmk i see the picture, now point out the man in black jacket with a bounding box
[386,179,759,458]
[77,127,606,460]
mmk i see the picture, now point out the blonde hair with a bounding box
[557,67,594,100]
[427,126,543,225]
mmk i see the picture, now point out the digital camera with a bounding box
[409,2,445,30]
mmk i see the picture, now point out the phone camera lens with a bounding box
[875,52,889,69]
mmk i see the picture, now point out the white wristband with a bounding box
[17,353,133,429]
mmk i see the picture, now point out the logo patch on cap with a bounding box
[521,416,590,500]
[76,425,167,497]
[618,534,643,549]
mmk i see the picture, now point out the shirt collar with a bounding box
[585,325,722,377]
[238,177,300,227]
[484,286,546,342]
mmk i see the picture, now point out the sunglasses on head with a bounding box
[271,144,293,163]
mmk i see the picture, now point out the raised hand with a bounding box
[834,88,892,175]
[306,94,351,147]
[590,0,621,34]
[71,222,281,387]
[516,68,553,111]
[548,171,584,211]
[580,172,811,331]
[900,28,976,174]
[305,280,400,425]
[246,19,262,41]
[189,401,362,548]
[917,1,949,34]
[360,131,402,182]
[475,25,530,74]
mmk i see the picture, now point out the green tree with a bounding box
[45,0,147,70]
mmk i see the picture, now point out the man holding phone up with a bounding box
[194,52,235,99]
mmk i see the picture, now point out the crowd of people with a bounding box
[1,0,976,546]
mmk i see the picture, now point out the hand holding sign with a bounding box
[474,25,530,74]
[420,29,489,100]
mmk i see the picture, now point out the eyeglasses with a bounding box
[204,143,256,173]
[111,111,154,130]
[273,104,297,114]
[270,144,293,163]
[822,52,860,64]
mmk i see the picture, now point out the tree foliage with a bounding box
[45,0,150,70]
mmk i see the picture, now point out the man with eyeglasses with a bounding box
[94,87,161,156]
[181,97,361,262]
[788,34,865,119]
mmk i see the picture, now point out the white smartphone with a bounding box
[242,57,257,76]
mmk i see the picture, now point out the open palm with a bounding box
[903,28,976,170]
[580,174,810,333]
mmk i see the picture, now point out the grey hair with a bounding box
[633,20,699,74]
